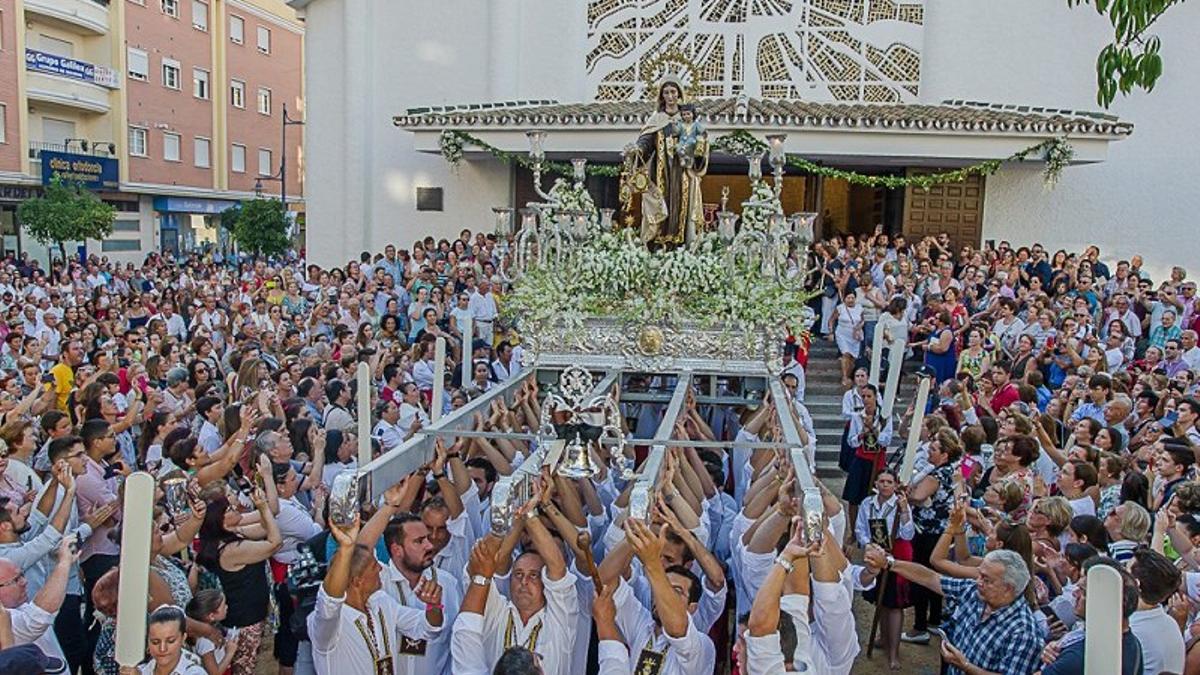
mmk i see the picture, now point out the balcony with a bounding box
[28,140,118,177]
[26,71,112,114]
[24,0,110,35]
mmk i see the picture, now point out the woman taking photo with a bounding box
[196,481,282,674]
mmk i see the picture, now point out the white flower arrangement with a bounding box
[544,179,599,233]
[740,180,782,231]
[503,230,816,335]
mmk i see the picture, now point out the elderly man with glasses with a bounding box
[864,545,1043,675]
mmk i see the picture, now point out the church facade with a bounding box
[289,0,1199,279]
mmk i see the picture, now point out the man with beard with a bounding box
[377,512,463,674]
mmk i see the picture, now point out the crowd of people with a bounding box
[0,226,1194,675]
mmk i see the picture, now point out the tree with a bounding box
[1069,0,1179,107]
[227,198,290,258]
[17,177,116,263]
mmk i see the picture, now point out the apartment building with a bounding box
[0,0,303,264]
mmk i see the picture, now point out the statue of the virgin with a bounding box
[623,76,709,247]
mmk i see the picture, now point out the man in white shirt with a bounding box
[607,519,716,675]
[468,279,499,343]
[152,301,188,342]
[195,397,224,455]
[1128,549,1187,675]
[308,518,443,675]
[1057,460,1098,517]
[377,513,463,674]
[743,523,863,675]
[451,508,580,675]
[0,536,75,661]
[1181,330,1200,371]
[372,400,408,451]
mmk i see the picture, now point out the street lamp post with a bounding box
[279,103,304,211]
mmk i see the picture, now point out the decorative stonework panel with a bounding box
[586,0,924,103]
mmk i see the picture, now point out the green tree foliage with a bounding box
[227,198,290,257]
[17,178,116,262]
[1069,0,1177,107]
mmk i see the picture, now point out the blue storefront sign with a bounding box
[40,150,119,189]
[25,49,119,88]
[152,196,240,214]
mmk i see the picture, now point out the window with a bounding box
[193,68,209,99]
[128,127,147,156]
[256,87,271,115]
[42,118,75,146]
[163,132,180,161]
[102,240,141,252]
[112,220,141,232]
[229,15,244,44]
[257,148,272,176]
[230,79,245,108]
[162,59,180,90]
[127,48,149,81]
[39,35,74,58]
[191,0,207,30]
[231,144,246,173]
[194,137,210,168]
[0,105,6,145]
[256,26,270,54]
[162,0,179,18]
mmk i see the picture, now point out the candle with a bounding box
[1084,564,1122,675]
[899,374,933,483]
[357,361,371,466]
[868,321,886,387]
[115,472,155,666]
[881,327,906,419]
[461,314,473,388]
[431,337,446,423]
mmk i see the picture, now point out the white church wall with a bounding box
[922,0,1200,281]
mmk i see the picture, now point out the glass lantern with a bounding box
[492,207,514,238]
[526,129,547,162]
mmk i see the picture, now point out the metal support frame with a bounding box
[358,368,535,499]
[768,378,824,535]
[629,373,692,520]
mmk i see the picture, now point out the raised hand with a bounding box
[780,516,820,561]
[863,543,888,572]
[624,518,667,564]
[329,514,361,548]
[467,536,500,578]
[413,577,443,606]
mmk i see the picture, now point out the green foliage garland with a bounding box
[439,129,1074,191]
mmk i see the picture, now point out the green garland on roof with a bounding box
[438,128,1073,190]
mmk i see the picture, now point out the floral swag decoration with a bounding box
[439,129,1076,191]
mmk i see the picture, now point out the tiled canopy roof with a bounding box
[395,97,1133,137]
